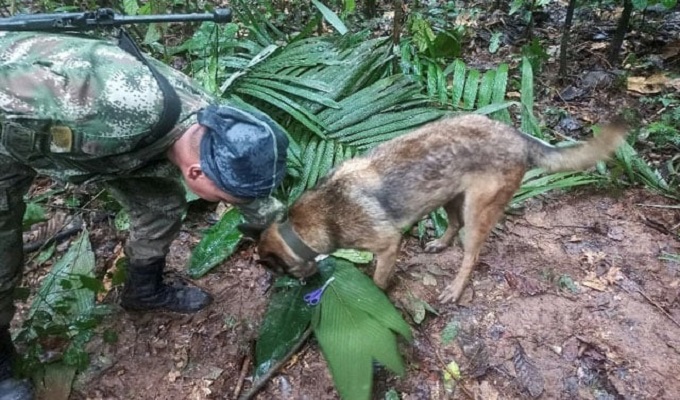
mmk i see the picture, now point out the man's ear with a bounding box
[187,164,203,181]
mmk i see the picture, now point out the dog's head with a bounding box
[256,222,319,279]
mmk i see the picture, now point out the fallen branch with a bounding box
[233,353,252,399]
[616,282,680,329]
[239,327,313,400]
[635,287,680,329]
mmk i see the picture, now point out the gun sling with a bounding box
[116,30,182,148]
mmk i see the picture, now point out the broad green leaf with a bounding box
[331,249,374,264]
[23,202,46,230]
[114,210,130,232]
[614,141,670,194]
[489,32,502,53]
[437,65,448,105]
[35,243,56,266]
[632,0,648,9]
[246,78,341,109]
[520,56,541,137]
[449,59,466,108]
[385,389,401,400]
[307,139,328,189]
[28,230,96,326]
[429,31,462,59]
[318,259,412,341]
[311,0,349,35]
[289,137,320,201]
[187,208,243,278]
[143,23,162,45]
[477,70,496,108]
[315,298,374,400]
[313,259,411,400]
[513,171,603,205]
[430,208,448,237]
[662,0,677,8]
[462,69,480,110]
[491,63,511,123]
[441,319,460,345]
[236,84,326,137]
[474,101,519,116]
[343,0,356,14]
[427,62,438,99]
[510,0,524,14]
[254,278,316,379]
[122,0,139,15]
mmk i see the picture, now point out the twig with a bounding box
[636,203,680,209]
[22,223,83,254]
[635,286,680,329]
[617,282,680,329]
[238,327,313,400]
[233,353,252,399]
[24,189,106,264]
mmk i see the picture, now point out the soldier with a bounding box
[0,31,288,399]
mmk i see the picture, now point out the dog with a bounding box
[250,114,627,303]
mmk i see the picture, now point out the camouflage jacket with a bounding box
[0,31,217,184]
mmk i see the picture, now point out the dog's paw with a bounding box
[438,283,463,304]
[424,239,448,253]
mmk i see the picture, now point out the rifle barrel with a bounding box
[114,9,232,25]
[0,8,232,32]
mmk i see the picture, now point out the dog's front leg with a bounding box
[372,239,402,289]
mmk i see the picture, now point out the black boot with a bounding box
[120,258,213,313]
[0,327,33,400]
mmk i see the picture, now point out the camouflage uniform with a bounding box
[0,31,281,326]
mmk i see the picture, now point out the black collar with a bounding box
[277,220,319,261]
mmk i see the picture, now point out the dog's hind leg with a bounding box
[424,193,465,253]
[438,173,522,303]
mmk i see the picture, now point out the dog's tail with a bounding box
[524,120,628,172]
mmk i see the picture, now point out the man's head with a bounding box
[171,105,289,204]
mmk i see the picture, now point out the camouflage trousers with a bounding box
[0,154,186,326]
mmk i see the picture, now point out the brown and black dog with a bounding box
[252,114,627,303]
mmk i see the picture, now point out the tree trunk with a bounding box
[392,0,403,47]
[608,0,633,65]
[392,0,403,71]
[559,0,578,78]
[364,0,377,18]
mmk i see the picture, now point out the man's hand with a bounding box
[236,196,286,240]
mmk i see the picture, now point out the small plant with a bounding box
[14,230,110,391]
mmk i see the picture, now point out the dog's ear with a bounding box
[237,223,266,241]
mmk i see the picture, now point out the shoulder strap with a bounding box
[116,30,182,148]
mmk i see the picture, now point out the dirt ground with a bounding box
[51,187,677,400]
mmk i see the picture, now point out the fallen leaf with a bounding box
[458,326,489,378]
[581,270,606,290]
[661,40,680,60]
[512,342,544,398]
[504,271,548,296]
[422,273,438,286]
[470,380,500,400]
[602,266,624,285]
[581,249,608,268]
[443,360,461,394]
[627,74,670,94]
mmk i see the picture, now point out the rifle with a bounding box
[0,7,232,32]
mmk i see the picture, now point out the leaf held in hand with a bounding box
[187,208,243,278]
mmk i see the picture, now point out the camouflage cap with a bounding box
[197,105,288,199]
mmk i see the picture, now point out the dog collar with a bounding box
[277,220,319,261]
